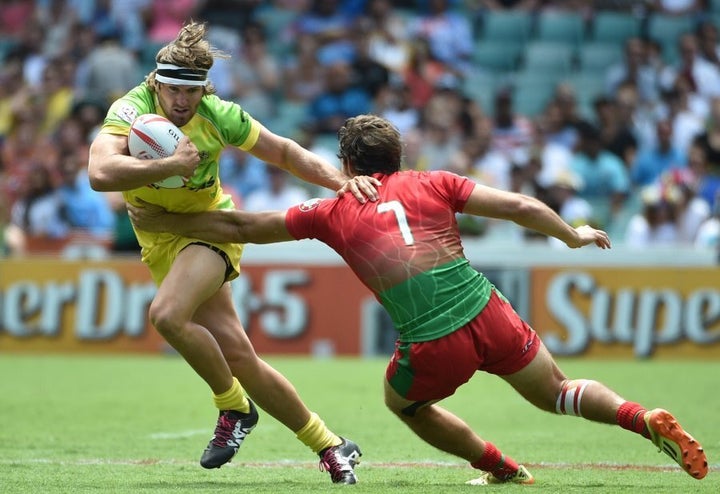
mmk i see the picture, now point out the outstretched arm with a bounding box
[462,184,611,249]
[248,124,380,203]
[127,200,294,244]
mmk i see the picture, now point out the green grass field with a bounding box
[0,354,717,493]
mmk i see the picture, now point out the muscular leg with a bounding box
[383,379,486,462]
[500,341,625,423]
[193,282,311,432]
[149,244,233,395]
[500,340,708,480]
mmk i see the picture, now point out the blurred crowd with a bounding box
[2,0,720,258]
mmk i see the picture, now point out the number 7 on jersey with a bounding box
[377,200,415,246]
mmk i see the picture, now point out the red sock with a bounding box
[616,401,650,438]
[471,442,520,481]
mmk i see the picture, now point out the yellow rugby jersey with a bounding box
[99,83,259,283]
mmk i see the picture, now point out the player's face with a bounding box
[156,83,204,127]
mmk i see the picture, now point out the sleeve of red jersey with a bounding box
[434,171,476,212]
[284,198,325,240]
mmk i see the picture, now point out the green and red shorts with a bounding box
[386,290,540,401]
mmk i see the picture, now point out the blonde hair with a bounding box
[145,21,229,95]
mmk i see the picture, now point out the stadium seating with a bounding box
[462,71,499,114]
[576,42,624,76]
[522,41,575,75]
[478,10,534,44]
[590,11,642,44]
[534,10,586,47]
[472,40,523,73]
[510,70,560,117]
[646,14,694,55]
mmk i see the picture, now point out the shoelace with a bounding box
[319,449,347,482]
[211,413,237,447]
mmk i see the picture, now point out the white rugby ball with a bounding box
[128,114,186,189]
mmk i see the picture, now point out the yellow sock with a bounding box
[295,412,342,454]
[213,377,250,413]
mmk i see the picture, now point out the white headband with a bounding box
[155,63,208,86]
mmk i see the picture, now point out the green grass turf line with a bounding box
[0,354,718,493]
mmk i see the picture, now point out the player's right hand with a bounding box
[169,136,200,176]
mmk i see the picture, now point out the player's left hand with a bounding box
[337,175,381,203]
[567,225,611,249]
[127,198,170,232]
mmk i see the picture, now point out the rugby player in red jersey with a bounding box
[129,114,708,484]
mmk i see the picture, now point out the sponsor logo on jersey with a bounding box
[116,104,138,124]
[299,198,322,212]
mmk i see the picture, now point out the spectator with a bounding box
[229,21,281,122]
[599,83,641,167]
[1,117,58,208]
[402,37,449,109]
[570,121,631,227]
[349,22,391,100]
[407,0,473,75]
[605,37,660,108]
[70,98,107,142]
[105,190,141,253]
[647,0,704,17]
[281,32,326,103]
[376,81,420,137]
[477,0,538,8]
[37,56,76,137]
[664,75,706,156]
[13,17,49,89]
[693,96,720,174]
[450,115,512,191]
[291,0,357,66]
[361,0,412,75]
[10,163,68,239]
[196,0,261,31]
[0,0,34,38]
[36,0,78,59]
[243,165,311,212]
[694,191,720,249]
[304,60,372,135]
[659,32,720,102]
[631,119,685,187]
[536,101,578,155]
[545,169,595,248]
[146,0,203,44]
[696,19,720,68]
[57,149,115,238]
[218,147,269,205]
[109,0,151,53]
[75,28,141,106]
[543,84,583,151]
[490,86,534,163]
[0,58,25,137]
[0,181,25,256]
[624,182,681,248]
[409,76,465,171]
[661,168,710,244]
[687,135,720,211]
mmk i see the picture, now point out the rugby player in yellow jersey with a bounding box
[87,21,374,483]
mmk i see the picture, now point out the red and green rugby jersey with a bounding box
[285,170,493,342]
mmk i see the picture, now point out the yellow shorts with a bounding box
[140,231,244,285]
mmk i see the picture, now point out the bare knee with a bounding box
[148,299,185,338]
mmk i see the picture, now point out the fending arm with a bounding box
[127,200,294,244]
